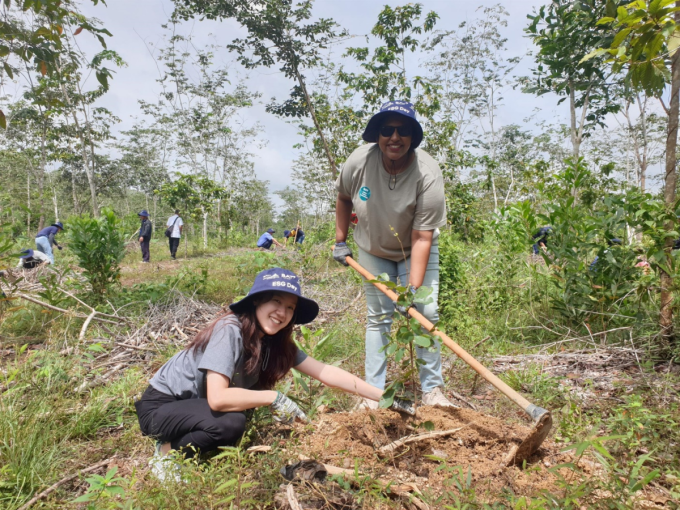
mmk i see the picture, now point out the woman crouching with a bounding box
[135,267,412,481]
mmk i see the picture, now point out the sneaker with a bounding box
[422,387,459,408]
[352,397,380,412]
[149,441,181,483]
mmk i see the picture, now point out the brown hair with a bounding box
[185,292,297,390]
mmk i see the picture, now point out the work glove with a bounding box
[390,397,416,416]
[57,245,63,251]
[333,242,353,266]
[395,285,417,317]
[270,391,308,424]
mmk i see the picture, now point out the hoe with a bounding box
[346,256,553,466]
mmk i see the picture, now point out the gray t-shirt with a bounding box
[335,144,447,261]
[150,316,308,399]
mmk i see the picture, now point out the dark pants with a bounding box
[140,239,150,262]
[169,237,180,258]
[258,239,273,250]
[135,386,246,456]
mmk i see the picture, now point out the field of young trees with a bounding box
[1,0,680,508]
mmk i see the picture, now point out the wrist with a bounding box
[269,390,281,405]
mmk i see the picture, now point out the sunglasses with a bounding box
[379,125,413,138]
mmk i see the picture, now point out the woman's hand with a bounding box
[270,392,308,424]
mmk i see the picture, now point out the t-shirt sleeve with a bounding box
[178,218,184,227]
[197,321,243,381]
[293,347,308,367]
[335,150,360,197]
[413,165,447,231]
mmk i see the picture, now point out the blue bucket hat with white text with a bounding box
[229,268,319,325]
[362,100,424,149]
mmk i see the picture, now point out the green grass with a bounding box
[1,232,679,508]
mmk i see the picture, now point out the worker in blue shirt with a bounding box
[35,222,64,264]
[257,228,283,250]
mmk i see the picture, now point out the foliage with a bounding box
[67,207,125,297]
[524,0,623,157]
[369,274,437,408]
[291,325,334,416]
[72,467,133,509]
[587,0,680,97]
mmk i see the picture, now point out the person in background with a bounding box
[135,268,414,482]
[35,221,64,264]
[257,228,283,250]
[166,210,184,260]
[332,100,456,409]
[284,227,305,245]
[138,210,153,263]
[532,226,552,255]
[590,238,622,272]
[16,249,50,269]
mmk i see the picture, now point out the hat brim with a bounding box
[362,111,423,149]
[229,290,319,325]
[51,224,64,231]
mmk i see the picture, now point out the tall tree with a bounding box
[174,0,344,178]
[590,0,680,344]
[524,0,623,159]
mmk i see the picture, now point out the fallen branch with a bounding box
[17,294,124,326]
[113,342,156,352]
[18,457,114,510]
[379,426,467,454]
[286,484,303,510]
[58,287,133,324]
[78,310,97,341]
[449,389,477,411]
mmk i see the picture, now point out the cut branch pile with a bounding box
[0,265,88,295]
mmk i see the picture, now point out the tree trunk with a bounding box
[51,175,59,221]
[56,59,98,217]
[294,66,338,179]
[202,209,208,249]
[37,124,47,230]
[660,12,680,345]
[26,170,31,237]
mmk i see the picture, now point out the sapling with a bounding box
[370,274,438,410]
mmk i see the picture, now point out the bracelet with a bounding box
[335,242,347,246]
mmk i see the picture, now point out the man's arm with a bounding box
[409,229,434,288]
[335,193,353,243]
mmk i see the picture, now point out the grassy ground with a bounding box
[1,233,679,508]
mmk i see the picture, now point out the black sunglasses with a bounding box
[379,125,413,138]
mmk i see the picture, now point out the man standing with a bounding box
[257,228,283,250]
[166,209,183,260]
[35,221,64,264]
[138,210,153,263]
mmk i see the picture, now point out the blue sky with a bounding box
[76,0,645,207]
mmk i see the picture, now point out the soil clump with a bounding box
[292,406,567,501]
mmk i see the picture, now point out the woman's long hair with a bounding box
[185,292,297,390]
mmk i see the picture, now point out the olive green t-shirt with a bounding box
[335,144,447,262]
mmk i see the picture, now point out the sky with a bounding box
[71,0,652,209]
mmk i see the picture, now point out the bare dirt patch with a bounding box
[291,406,567,501]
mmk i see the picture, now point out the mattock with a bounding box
[345,256,553,466]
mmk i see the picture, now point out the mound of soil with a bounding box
[291,406,568,501]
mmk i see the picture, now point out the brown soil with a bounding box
[292,406,569,502]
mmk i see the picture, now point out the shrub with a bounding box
[67,208,126,297]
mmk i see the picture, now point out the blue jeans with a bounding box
[296,235,305,245]
[358,240,443,392]
[35,236,53,264]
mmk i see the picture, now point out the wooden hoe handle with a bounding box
[345,256,547,421]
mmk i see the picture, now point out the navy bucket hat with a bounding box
[362,100,424,149]
[229,268,319,325]
[51,221,64,230]
[138,210,149,217]
[19,249,34,259]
